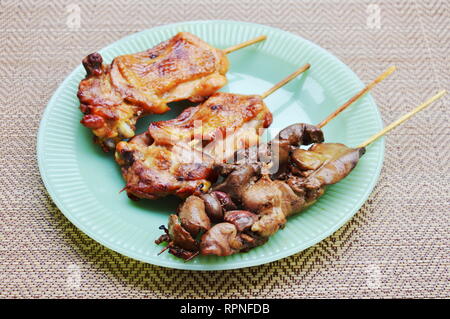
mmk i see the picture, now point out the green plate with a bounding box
[37,21,384,270]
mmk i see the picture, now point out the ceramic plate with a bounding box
[37,20,384,270]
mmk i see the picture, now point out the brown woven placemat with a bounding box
[0,0,448,298]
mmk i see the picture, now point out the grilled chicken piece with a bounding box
[115,92,272,200]
[148,92,273,161]
[78,32,229,151]
[115,131,217,200]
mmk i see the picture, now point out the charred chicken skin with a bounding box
[78,32,229,151]
[156,124,365,259]
[115,92,272,200]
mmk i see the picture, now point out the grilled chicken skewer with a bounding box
[78,32,266,151]
[115,64,311,200]
[154,67,400,259]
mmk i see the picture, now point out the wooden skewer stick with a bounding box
[223,35,267,54]
[158,245,171,255]
[357,90,447,148]
[184,251,200,262]
[317,66,397,129]
[260,63,311,99]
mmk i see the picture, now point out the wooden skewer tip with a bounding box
[223,35,267,54]
[260,63,311,99]
[357,90,447,148]
[317,65,397,128]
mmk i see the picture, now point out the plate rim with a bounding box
[37,20,385,271]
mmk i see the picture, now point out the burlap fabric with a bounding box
[0,0,448,298]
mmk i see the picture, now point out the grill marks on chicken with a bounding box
[115,131,217,200]
[156,124,365,259]
[78,32,229,151]
[147,93,272,147]
[115,92,272,200]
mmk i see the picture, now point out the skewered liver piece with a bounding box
[157,215,199,260]
[78,32,229,151]
[155,191,259,258]
[200,220,266,256]
[232,123,324,178]
[199,191,237,222]
[213,122,324,202]
[178,195,211,236]
[115,92,272,200]
[242,177,305,237]
[291,143,365,187]
[223,210,259,232]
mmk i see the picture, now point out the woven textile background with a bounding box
[0,0,449,298]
